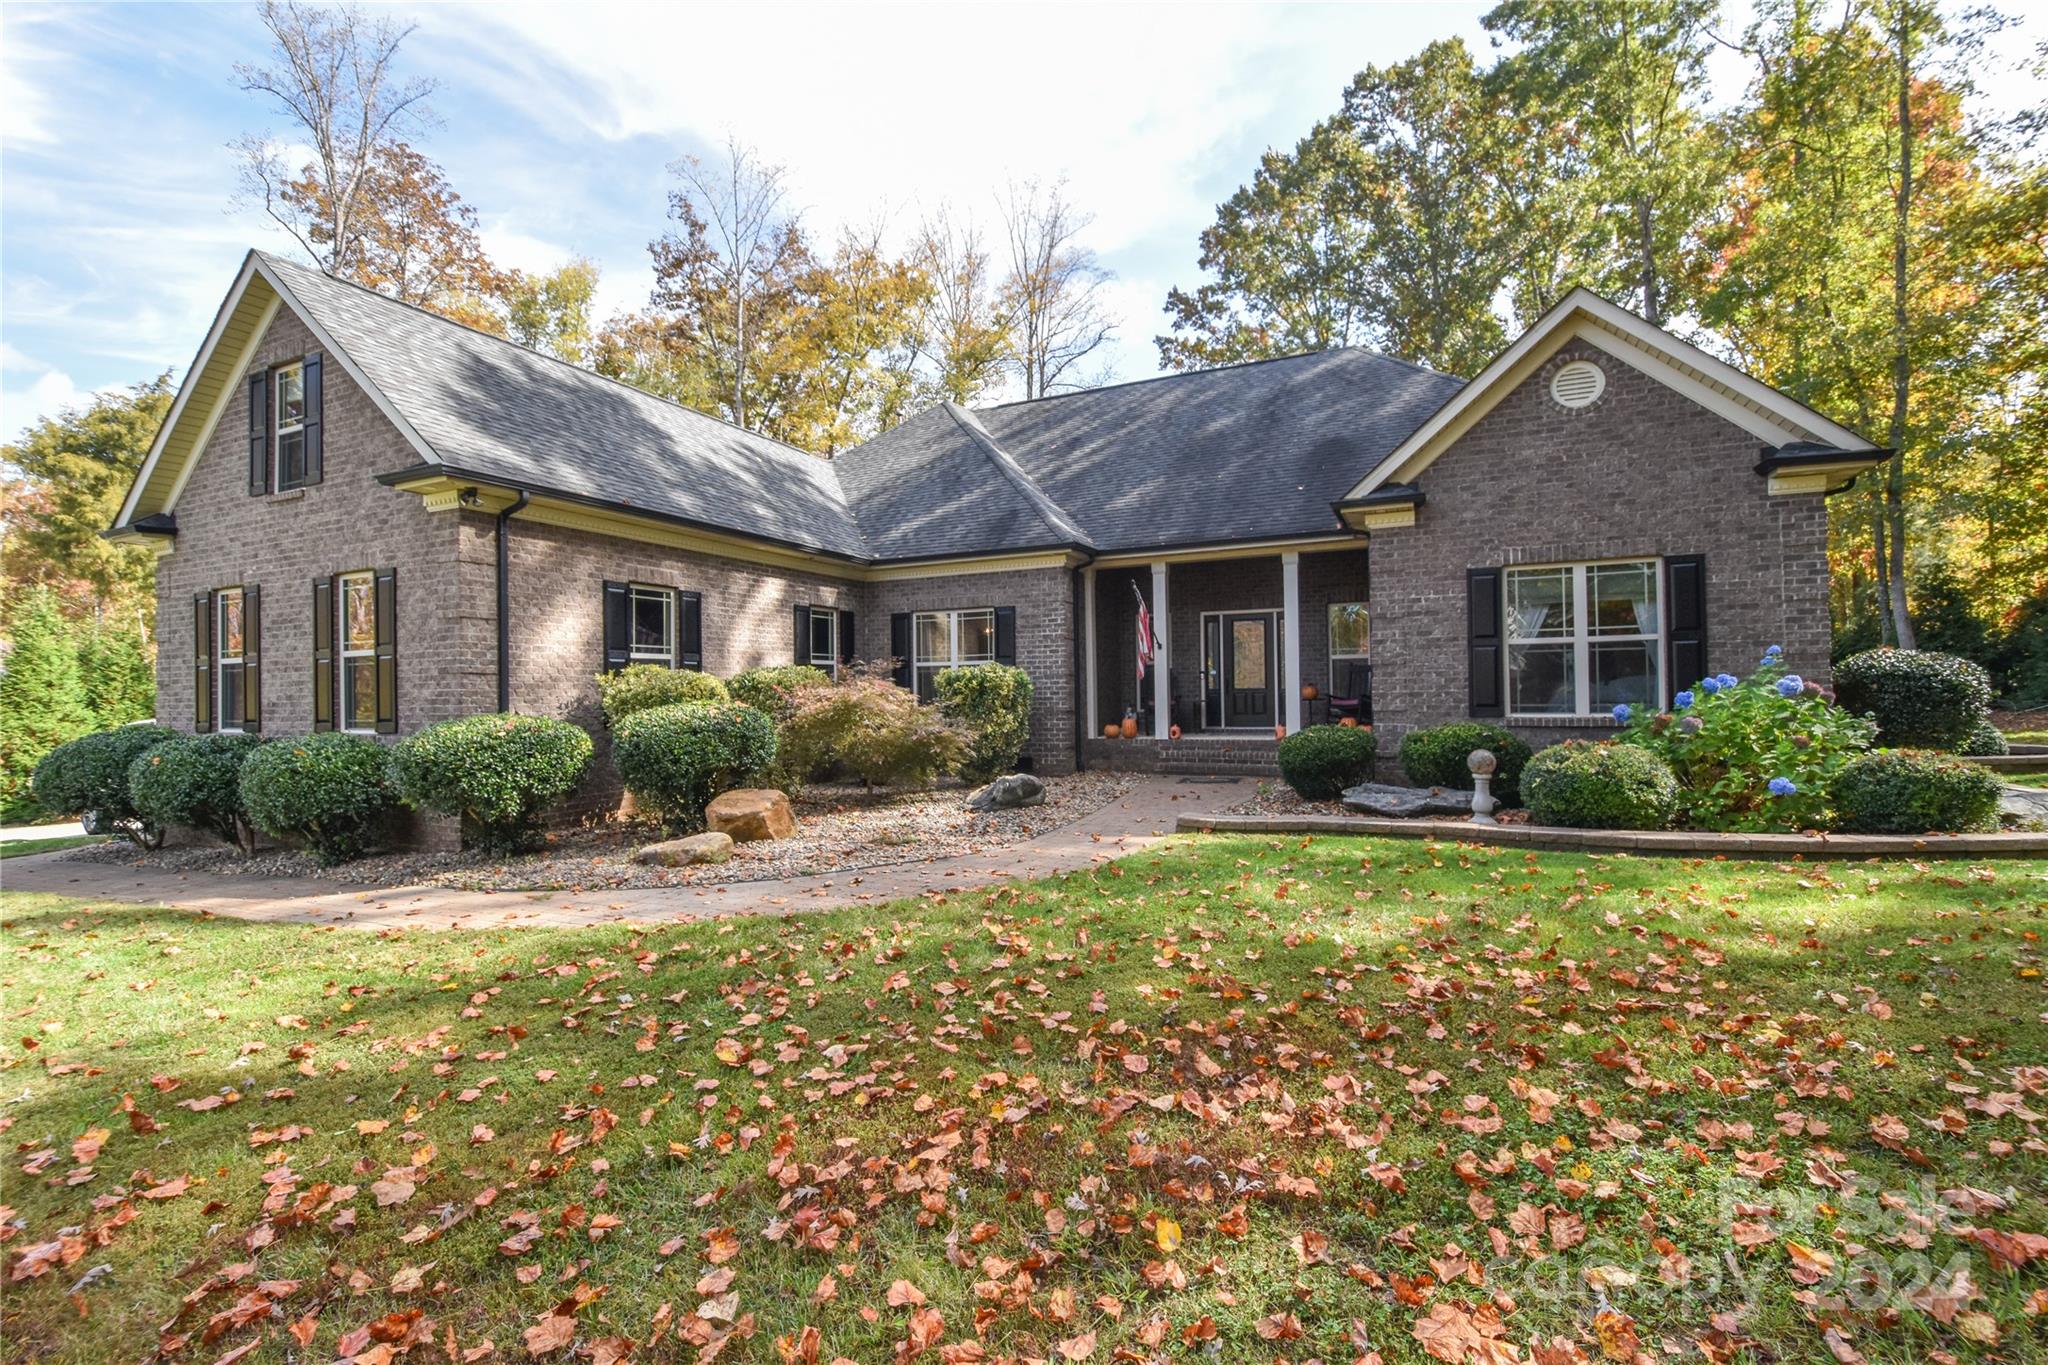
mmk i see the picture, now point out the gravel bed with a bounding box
[59,771,1140,892]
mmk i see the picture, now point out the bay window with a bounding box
[1505,559,1661,717]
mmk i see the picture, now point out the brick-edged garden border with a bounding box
[1177,813,2048,858]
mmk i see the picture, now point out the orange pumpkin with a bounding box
[1120,715,1139,739]
[1300,684,1319,701]
[1102,723,1120,740]
[1338,716,1358,728]
[1168,723,1182,740]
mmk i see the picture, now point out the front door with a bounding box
[1221,612,1275,729]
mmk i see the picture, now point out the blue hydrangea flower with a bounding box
[1699,677,1722,695]
[1768,776,1798,797]
[1611,703,1632,723]
[1775,675,1804,697]
[1764,644,1783,658]
[1674,690,1695,709]
[1716,673,1740,690]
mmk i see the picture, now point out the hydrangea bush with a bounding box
[1617,649,1875,832]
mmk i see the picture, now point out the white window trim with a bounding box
[912,609,996,693]
[1504,557,1663,720]
[806,606,839,678]
[338,570,376,734]
[1327,601,1369,693]
[274,362,305,489]
[216,586,245,734]
[628,584,677,665]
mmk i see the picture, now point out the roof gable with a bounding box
[1341,288,1877,502]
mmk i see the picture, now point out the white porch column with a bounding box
[1082,566,1099,738]
[1150,561,1171,739]
[1282,551,1303,733]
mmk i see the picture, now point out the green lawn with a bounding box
[3,837,2045,1364]
[2006,771,2048,790]
[0,833,104,860]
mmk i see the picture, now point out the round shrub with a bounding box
[1522,741,1679,830]
[1276,724,1378,800]
[1957,719,2010,757]
[239,733,400,864]
[393,714,593,853]
[612,702,776,830]
[128,733,265,846]
[728,665,831,717]
[1831,750,2003,834]
[594,665,730,727]
[31,724,178,837]
[1834,648,1992,748]
[1399,722,1533,805]
[934,664,1035,782]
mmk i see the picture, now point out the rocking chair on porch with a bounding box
[1327,661,1373,727]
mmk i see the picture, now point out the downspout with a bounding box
[495,490,530,713]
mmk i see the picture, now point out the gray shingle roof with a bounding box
[265,252,1466,563]
[262,253,870,559]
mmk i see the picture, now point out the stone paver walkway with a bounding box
[0,776,1252,930]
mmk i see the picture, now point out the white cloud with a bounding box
[0,350,94,444]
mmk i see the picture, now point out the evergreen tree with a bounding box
[0,588,93,812]
[78,623,157,729]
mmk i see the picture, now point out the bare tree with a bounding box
[997,179,1116,399]
[911,204,1011,407]
[232,0,435,277]
[657,138,799,428]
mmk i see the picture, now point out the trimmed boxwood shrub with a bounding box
[728,665,831,718]
[239,733,400,864]
[127,733,265,847]
[1958,719,2010,757]
[934,664,1035,782]
[1399,722,1532,805]
[393,714,593,853]
[1277,724,1378,800]
[31,724,178,841]
[1831,750,2003,834]
[1834,648,1992,748]
[1522,741,1679,830]
[612,701,776,830]
[595,665,730,727]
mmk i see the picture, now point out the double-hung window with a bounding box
[275,362,308,488]
[338,571,379,732]
[806,607,839,678]
[1505,559,1661,716]
[912,608,995,701]
[629,585,676,664]
[1328,602,1369,692]
[217,587,247,732]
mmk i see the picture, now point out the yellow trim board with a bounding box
[1088,535,1365,569]
[1337,504,1416,532]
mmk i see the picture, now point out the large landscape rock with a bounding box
[1340,782,1475,818]
[705,788,797,842]
[634,831,735,866]
[966,774,1046,812]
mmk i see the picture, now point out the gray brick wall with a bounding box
[864,568,1078,774]
[1367,342,1833,750]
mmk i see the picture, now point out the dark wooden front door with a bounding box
[1221,612,1275,729]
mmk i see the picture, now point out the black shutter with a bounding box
[1666,555,1707,698]
[1467,568,1503,718]
[602,581,630,672]
[838,610,855,666]
[301,353,323,486]
[194,592,213,732]
[241,585,262,732]
[678,591,702,670]
[312,576,335,732]
[247,373,270,496]
[993,607,1017,666]
[373,567,398,734]
[890,612,912,688]
[795,604,812,665]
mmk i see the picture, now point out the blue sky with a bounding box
[1,1,2037,444]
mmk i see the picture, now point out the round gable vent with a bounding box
[1550,359,1606,409]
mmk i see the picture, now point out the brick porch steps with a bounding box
[1082,735,1282,776]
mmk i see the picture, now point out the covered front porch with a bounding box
[1080,541,1371,770]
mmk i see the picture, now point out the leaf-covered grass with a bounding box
[0,834,103,861]
[2,836,2045,1364]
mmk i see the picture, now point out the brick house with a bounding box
[109,250,1886,797]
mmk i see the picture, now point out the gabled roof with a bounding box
[118,251,870,560]
[1342,287,1879,502]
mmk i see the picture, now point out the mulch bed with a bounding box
[58,772,1139,892]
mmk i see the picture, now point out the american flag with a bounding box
[1133,583,1154,686]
